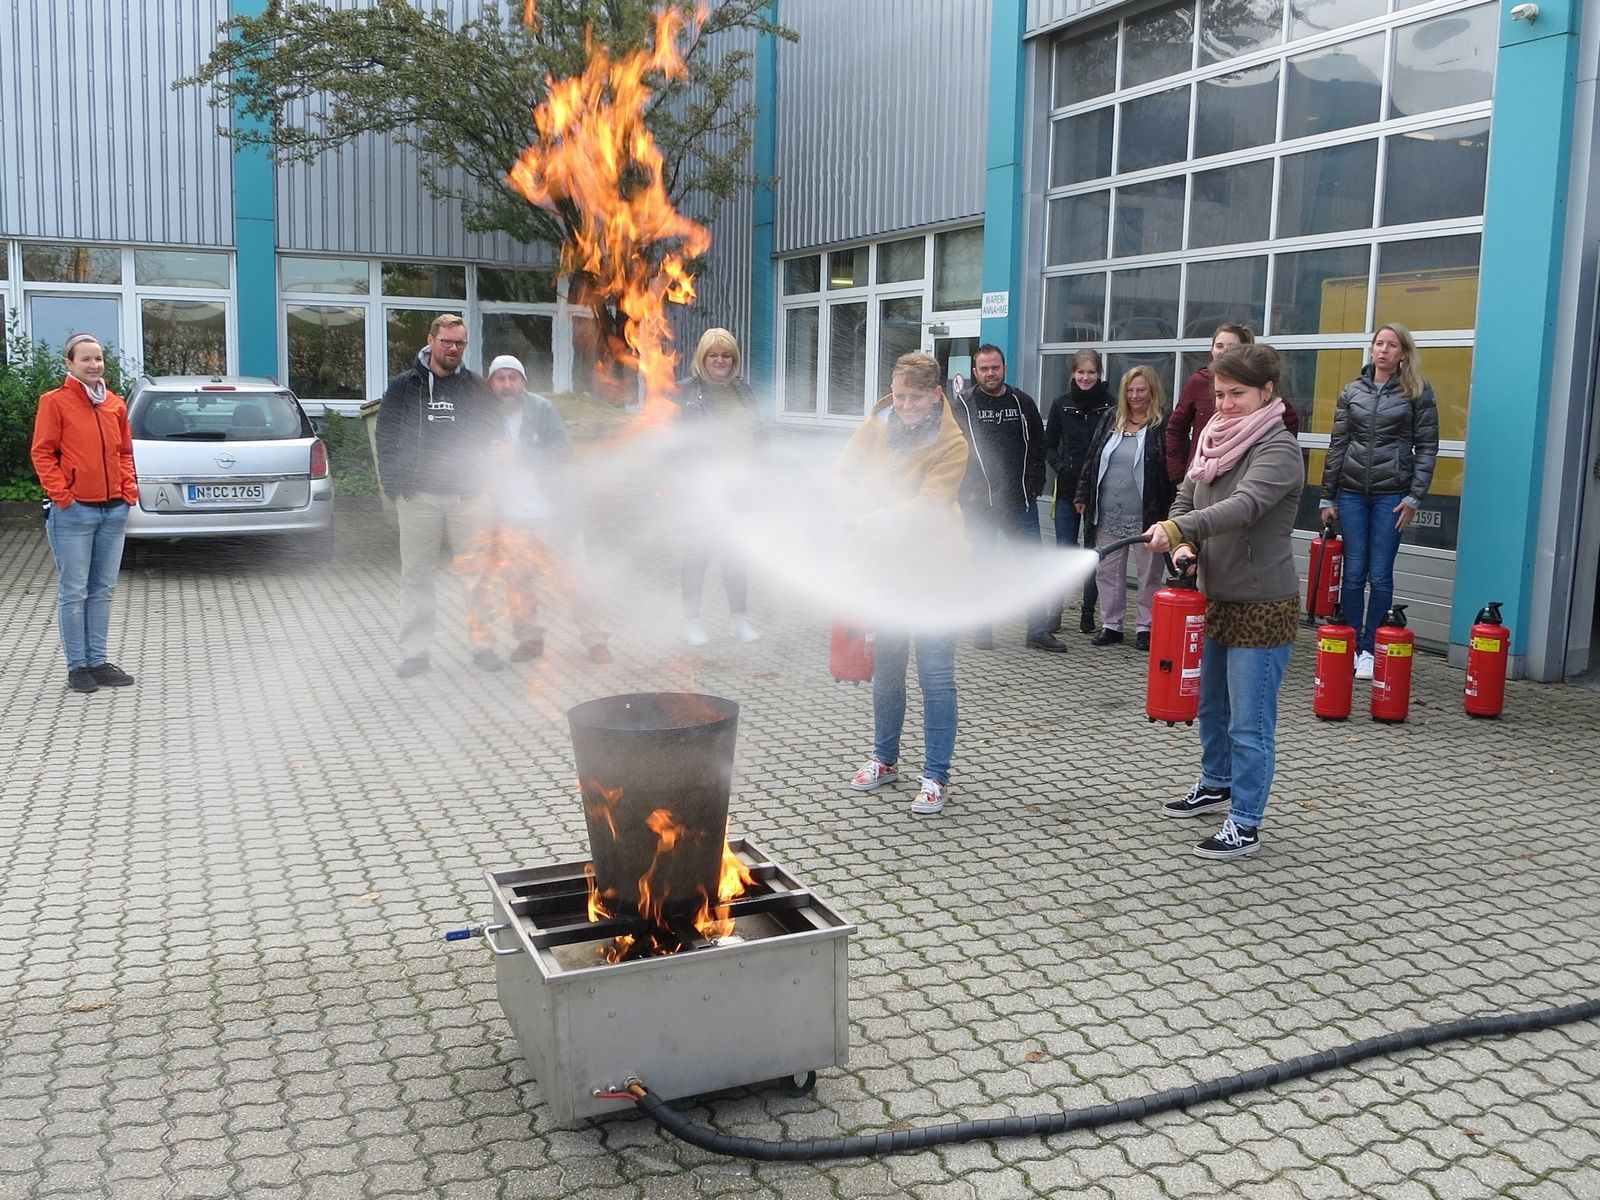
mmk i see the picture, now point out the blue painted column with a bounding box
[979,0,1028,365]
[1451,0,1582,667]
[746,4,779,402]
[231,0,279,379]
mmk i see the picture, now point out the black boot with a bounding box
[1079,607,1096,634]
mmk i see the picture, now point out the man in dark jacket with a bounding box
[950,345,1063,652]
[375,314,499,678]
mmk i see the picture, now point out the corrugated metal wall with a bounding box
[0,0,234,246]
[1026,0,1120,38]
[273,0,549,265]
[772,0,991,254]
[669,22,758,362]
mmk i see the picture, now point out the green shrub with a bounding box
[318,410,380,497]
[1,313,133,502]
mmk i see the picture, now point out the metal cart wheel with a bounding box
[776,1071,817,1097]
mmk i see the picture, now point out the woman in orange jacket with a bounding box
[30,333,139,694]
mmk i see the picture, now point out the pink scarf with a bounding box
[1187,398,1286,484]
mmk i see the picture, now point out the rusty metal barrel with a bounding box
[567,693,740,926]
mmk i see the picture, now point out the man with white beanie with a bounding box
[476,354,611,664]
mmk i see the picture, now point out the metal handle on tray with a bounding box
[481,923,523,957]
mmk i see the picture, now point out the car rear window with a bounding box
[131,391,313,441]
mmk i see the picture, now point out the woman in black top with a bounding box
[1042,349,1112,632]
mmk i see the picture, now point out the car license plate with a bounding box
[187,483,266,504]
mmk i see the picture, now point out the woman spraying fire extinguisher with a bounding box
[1145,345,1304,860]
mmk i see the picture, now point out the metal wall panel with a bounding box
[1026,0,1122,38]
[669,23,757,369]
[772,0,991,254]
[0,0,234,246]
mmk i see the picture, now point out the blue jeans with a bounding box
[1337,491,1406,653]
[1052,500,1098,612]
[1196,637,1291,829]
[45,501,128,670]
[872,632,957,784]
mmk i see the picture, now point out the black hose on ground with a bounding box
[625,995,1600,1161]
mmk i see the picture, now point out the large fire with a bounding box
[582,791,756,962]
[506,2,711,419]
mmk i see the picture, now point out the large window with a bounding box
[779,229,976,423]
[279,257,562,412]
[1041,0,1496,551]
[9,242,233,374]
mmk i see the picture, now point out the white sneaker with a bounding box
[851,759,899,791]
[910,777,947,816]
[731,615,761,643]
[685,618,710,647]
[1354,650,1375,681]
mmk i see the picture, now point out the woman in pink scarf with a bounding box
[1144,345,1304,861]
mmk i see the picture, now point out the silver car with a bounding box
[125,376,334,552]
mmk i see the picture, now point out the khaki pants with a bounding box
[475,521,609,652]
[396,491,494,659]
[1094,540,1165,633]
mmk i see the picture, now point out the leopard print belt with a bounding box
[1205,596,1300,648]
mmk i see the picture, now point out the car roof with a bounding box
[134,375,288,391]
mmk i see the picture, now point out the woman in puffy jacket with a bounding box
[1318,323,1439,680]
[1042,348,1113,633]
[30,333,140,694]
[1075,366,1177,650]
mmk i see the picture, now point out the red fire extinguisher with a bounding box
[1464,601,1510,718]
[1314,605,1356,720]
[1146,559,1207,727]
[1370,605,1414,723]
[829,622,875,683]
[1305,520,1343,622]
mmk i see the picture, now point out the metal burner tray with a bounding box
[481,838,853,1122]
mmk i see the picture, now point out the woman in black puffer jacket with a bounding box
[1075,366,1177,650]
[1318,323,1440,680]
[1042,349,1113,632]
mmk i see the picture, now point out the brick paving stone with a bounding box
[5,503,1600,1199]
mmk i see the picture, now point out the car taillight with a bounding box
[310,439,329,479]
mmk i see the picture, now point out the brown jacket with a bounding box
[836,394,969,535]
[31,376,139,507]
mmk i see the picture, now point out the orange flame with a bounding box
[582,781,625,841]
[693,835,757,940]
[506,5,711,421]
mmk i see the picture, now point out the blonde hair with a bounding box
[1374,323,1425,401]
[692,327,741,379]
[429,313,466,337]
[890,351,942,392]
[1116,366,1166,432]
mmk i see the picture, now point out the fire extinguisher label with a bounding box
[1386,643,1413,657]
[1471,636,1502,652]
[1319,637,1348,654]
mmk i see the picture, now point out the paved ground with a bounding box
[3,500,1600,1200]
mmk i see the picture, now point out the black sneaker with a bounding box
[510,638,545,662]
[1091,628,1123,646]
[1026,633,1068,653]
[67,668,99,694]
[89,662,134,687]
[1163,782,1232,819]
[474,649,507,672]
[1079,609,1096,634]
[395,656,430,679]
[1135,631,1151,652]
[1195,818,1260,860]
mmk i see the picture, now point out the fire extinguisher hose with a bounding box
[622,995,1600,1161]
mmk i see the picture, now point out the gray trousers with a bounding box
[1094,539,1165,633]
[396,491,495,659]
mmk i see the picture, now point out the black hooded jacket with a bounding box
[1043,380,1114,502]
[949,382,1046,510]
[374,349,496,498]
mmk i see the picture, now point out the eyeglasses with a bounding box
[435,338,468,349]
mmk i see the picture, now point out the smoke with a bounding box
[510,402,1102,637]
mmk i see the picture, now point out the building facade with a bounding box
[3,0,1598,679]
